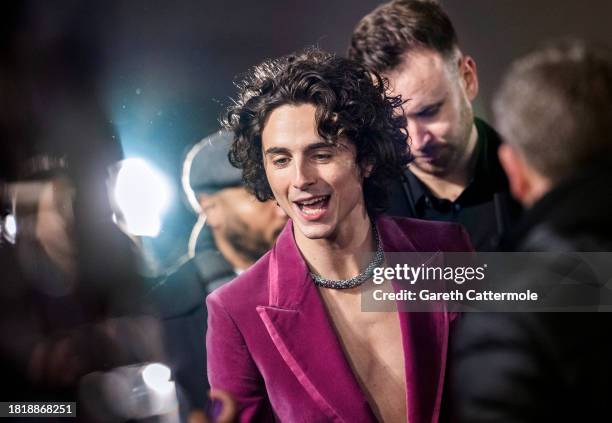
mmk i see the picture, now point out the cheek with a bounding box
[266,175,293,215]
[328,163,353,183]
[331,165,364,198]
[265,172,286,198]
[238,200,263,219]
[447,92,470,126]
[428,115,455,139]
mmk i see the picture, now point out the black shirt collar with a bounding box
[403,117,506,210]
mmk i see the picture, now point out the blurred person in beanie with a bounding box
[149,129,285,416]
[451,39,612,422]
[183,129,287,285]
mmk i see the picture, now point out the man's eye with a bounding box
[313,153,332,161]
[272,157,289,167]
[417,105,441,118]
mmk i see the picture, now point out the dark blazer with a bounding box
[207,216,473,422]
[451,165,612,422]
[150,249,235,415]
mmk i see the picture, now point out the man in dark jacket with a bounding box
[451,39,612,422]
[349,0,521,250]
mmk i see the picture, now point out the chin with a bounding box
[413,158,451,176]
[413,164,441,176]
[294,220,334,240]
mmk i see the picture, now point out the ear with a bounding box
[359,159,375,179]
[498,144,530,206]
[459,55,479,101]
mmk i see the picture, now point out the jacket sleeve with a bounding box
[206,292,274,422]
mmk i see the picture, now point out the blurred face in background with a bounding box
[386,48,478,177]
[7,175,79,295]
[200,187,286,263]
[35,176,77,276]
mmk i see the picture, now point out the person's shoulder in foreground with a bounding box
[451,39,612,422]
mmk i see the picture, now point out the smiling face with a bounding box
[261,103,368,242]
[386,48,478,177]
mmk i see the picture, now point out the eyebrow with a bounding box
[264,141,334,156]
[413,99,444,115]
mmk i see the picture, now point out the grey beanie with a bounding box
[182,130,243,213]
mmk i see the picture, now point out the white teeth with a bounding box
[298,196,327,206]
[302,207,323,215]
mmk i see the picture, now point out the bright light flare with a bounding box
[113,158,171,237]
[142,363,173,395]
[2,214,17,244]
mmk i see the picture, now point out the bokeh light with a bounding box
[2,214,17,244]
[113,158,172,237]
[142,362,173,395]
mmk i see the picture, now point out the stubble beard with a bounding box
[412,99,474,178]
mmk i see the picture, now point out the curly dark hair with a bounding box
[223,48,410,215]
[348,0,458,73]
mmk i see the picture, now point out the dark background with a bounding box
[13,0,612,267]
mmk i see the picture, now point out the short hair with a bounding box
[348,0,459,73]
[493,39,612,183]
[223,48,410,215]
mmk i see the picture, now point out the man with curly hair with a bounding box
[349,0,521,251]
[206,48,472,422]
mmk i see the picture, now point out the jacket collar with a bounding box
[258,217,450,423]
[265,217,421,308]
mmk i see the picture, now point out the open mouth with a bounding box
[293,195,330,219]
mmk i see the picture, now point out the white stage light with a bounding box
[142,363,173,395]
[4,214,17,241]
[113,158,171,237]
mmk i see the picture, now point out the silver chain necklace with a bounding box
[310,224,384,289]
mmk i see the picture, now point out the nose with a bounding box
[292,159,316,190]
[407,119,431,152]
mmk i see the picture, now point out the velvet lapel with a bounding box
[256,220,376,422]
[377,217,450,423]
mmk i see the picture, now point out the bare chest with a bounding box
[319,289,408,422]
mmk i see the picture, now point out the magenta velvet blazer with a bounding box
[206,216,472,422]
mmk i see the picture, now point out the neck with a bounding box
[410,123,478,201]
[294,210,376,282]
